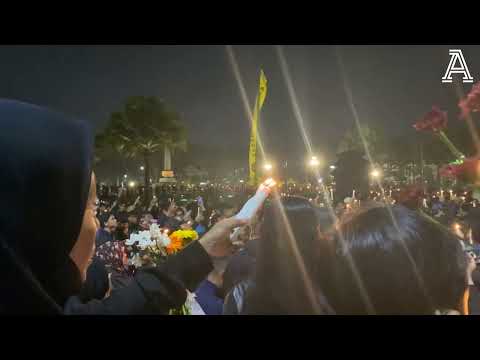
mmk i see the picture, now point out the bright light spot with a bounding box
[330,165,336,170]
[128,181,136,188]
[371,169,380,178]
[140,166,145,171]
[309,156,320,167]
[263,178,277,187]
[124,174,128,179]
[318,178,323,183]
[264,163,273,171]
[239,180,244,183]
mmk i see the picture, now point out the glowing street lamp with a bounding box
[329,165,336,170]
[370,169,381,178]
[309,156,320,168]
[128,181,136,188]
[264,163,273,172]
[140,166,145,171]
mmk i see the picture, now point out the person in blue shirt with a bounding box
[194,258,228,315]
[195,277,224,315]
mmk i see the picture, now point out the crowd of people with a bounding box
[2,99,480,315]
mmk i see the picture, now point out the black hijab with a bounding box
[0,99,93,314]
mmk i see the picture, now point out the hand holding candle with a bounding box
[235,178,276,222]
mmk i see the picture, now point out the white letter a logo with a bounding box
[442,49,474,83]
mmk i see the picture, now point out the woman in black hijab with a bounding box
[0,99,245,315]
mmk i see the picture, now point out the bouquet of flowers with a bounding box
[125,224,200,315]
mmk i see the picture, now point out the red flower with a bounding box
[413,106,448,132]
[439,157,480,183]
[459,82,480,119]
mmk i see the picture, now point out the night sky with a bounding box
[1,45,479,167]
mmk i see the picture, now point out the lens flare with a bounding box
[336,46,433,311]
[275,45,375,313]
[276,45,314,156]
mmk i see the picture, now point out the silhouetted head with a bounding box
[318,204,468,314]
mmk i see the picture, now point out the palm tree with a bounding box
[96,96,187,204]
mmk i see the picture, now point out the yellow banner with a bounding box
[249,70,268,186]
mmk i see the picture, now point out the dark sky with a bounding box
[1,45,479,164]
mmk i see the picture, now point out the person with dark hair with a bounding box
[115,219,129,241]
[0,99,246,315]
[442,192,460,225]
[97,202,108,223]
[318,205,469,315]
[127,213,140,235]
[396,184,424,210]
[96,215,117,247]
[157,199,181,230]
[225,196,335,315]
[113,203,128,221]
[193,211,208,237]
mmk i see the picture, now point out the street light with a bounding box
[140,166,145,171]
[370,169,381,178]
[264,163,273,171]
[309,156,320,168]
[128,181,136,188]
[123,174,128,179]
[329,165,336,170]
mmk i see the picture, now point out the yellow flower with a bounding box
[166,230,199,254]
[178,230,199,241]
